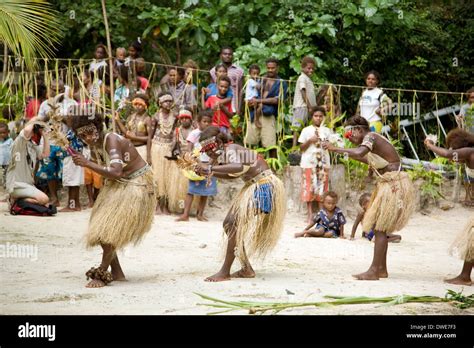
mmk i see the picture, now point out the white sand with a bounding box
[0,198,473,315]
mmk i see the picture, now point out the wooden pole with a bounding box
[2,43,7,83]
[100,0,115,132]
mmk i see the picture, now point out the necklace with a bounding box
[158,111,175,136]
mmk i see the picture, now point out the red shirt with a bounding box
[138,76,149,90]
[205,95,232,129]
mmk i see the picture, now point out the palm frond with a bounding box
[0,0,63,69]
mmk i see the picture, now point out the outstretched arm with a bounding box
[72,134,124,179]
[424,140,473,161]
[322,141,370,161]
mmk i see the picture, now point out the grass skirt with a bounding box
[362,171,415,234]
[449,217,474,262]
[85,168,155,250]
[167,161,188,213]
[227,171,286,261]
[151,141,172,198]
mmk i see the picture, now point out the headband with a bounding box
[76,124,98,137]
[200,136,218,153]
[178,109,193,119]
[132,97,148,109]
[158,95,173,104]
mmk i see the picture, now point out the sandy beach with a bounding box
[1,186,473,316]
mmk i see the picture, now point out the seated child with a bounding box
[295,191,346,238]
[351,192,402,242]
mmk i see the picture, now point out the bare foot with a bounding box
[197,215,208,221]
[231,269,256,278]
[176,215,189,222]
[444,276,472,286]
[353,269,380,280]
[294,232,306,238]
[88,202,94,209]
[462,201,474,207]
[162,208,171,215]
[204,271,231,282]
[85,279,106,288]
[377,269,388,278]
[51,200,60,207]
[59,207,81,212]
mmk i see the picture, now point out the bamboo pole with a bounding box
[2,43,7,83]
[100,0,115,132]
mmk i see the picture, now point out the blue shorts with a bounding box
[364,230,375,241]
[316,224,339,238]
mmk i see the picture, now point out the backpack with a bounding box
[10,199,57,216]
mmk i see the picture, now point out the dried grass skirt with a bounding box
[449,217,474,262]
[227,171,286,261]
[362,171,415,234]
[85,167,155,250]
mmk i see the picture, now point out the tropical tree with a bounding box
[0,0,63,70]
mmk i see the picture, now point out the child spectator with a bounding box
[202,63,233,105]
[168,107,194,213]
[183,59,199,103]
[245,64,262,128]
[351,192,402,242]
[295,191,346,238]
[115,47,127,68]
[135,58,149,90]
[0,122,13,187]
[2,107,19,139]
[125,39,143,66]
[176,109,216,222]
[292,56,317,147]
[298,106,332,223]
[59,116,85,212]
[89,44,108,74]
[204,76,233,135]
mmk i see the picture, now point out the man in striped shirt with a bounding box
[210,46,244,114]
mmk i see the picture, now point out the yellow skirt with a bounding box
[362,171,415,234]
[449,217,474,262]
[227,171,286,261]
[85,168,155,250]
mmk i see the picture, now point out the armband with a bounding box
[110,159,124,165]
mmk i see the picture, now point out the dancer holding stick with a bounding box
[322,116,415,280]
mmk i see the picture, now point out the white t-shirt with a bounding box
[245,78,259,101]
[298,125,331,169]
[186,128,210,162]
[89,60,107,73]
[293,73,316,109]
[359,88,385,123]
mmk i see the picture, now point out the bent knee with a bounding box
[34,192,49,206]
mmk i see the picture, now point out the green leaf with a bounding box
[248,22,258,36]
[160,23,170,36]
[195,27,206,46]
[211,32,219,41]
